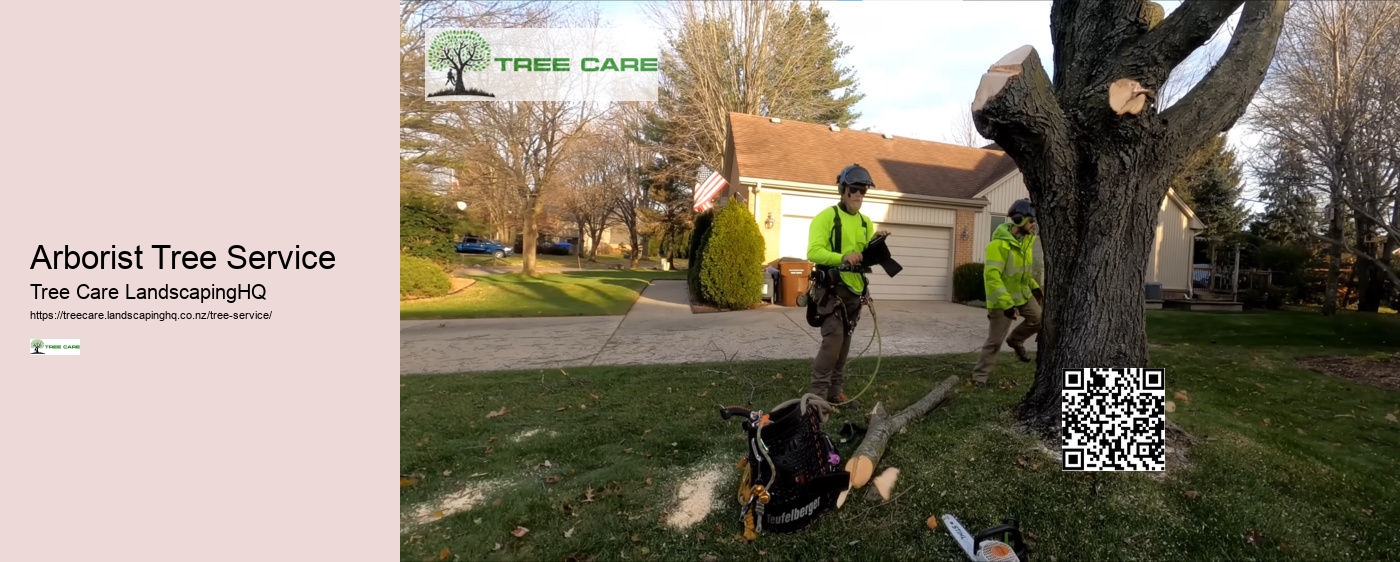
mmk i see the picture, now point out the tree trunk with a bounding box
[522,197,544,275]
[845,375,958,488]
[1356,217,1383,312]
[970,1,1287,443]
[1324,201,1344,316]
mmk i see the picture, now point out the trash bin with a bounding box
[777,258,813,307]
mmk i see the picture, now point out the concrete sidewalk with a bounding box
[399,280,1035,374]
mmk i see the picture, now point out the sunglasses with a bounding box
[846,185,870,194]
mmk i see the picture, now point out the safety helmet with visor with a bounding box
[837,164,874,194]
[1008,198,1036,228]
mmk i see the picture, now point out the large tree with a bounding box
[1248,0,1400,313]
[970,0,1288,440]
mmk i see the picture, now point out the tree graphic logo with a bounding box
[427,29,497,98]
[31,339,44,354]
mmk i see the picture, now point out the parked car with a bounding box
[539,240,574,255]
[455,236,513,258]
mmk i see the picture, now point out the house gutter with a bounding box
[740,177,988,210]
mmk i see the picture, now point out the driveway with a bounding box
[399,280,1034,375]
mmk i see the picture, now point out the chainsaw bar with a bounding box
[942,513,977,561]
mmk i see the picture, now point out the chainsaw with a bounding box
[941,514,1029,562]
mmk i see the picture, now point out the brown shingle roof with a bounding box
[726,112,1018,200]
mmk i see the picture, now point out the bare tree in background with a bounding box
[971,0,1287,440]
[400,1,563,193]
[467,101,600,275]
[945,110,987,148]
[1248,0,1400,313]
[560,123,624,261]
[648,0,863,171]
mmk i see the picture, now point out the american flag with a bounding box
[692,166,728,212]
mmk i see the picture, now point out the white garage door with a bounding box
[779,214,951,301]
[866,224,951,301]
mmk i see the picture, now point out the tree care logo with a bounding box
[427,30,495,98]
[30,338,80,355]
[425,28,660,102]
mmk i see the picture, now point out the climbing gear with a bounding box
[721,395,850,540]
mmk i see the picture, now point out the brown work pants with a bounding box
[972,297,1042,384]
[810,283,863,401]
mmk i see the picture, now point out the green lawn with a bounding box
[400,270,688,320]
[401,309,1400,561]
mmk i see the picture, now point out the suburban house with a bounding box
[713,111,1205,302]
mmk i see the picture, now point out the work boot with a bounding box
[1010,344,1032,363]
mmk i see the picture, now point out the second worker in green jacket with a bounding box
[972,198,1043,387]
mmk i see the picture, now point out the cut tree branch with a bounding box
[845,375,958,489]
[972,45,1074,204]
[1158,0,1288,168]
[1124,0,1243,79]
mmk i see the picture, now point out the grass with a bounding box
[401,309,1400,561]
[449,253,688,271]
[400,270,687,320]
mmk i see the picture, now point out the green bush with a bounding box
[953,262,986,303]
[688,209,716,299]
[698,201,766,309]
[400,254,451,299]
[400,191,457,263]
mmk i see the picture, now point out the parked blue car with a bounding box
[455,236,513,258]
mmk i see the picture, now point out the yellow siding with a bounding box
[1148,197,1195,291]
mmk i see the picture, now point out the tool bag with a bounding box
[722,395,850,540]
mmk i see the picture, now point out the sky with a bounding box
[595,0,1264,209]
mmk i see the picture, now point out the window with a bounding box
[990,214,1010,236]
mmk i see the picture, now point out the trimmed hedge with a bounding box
[687,209,717,300]
[697,201,766,309]
[401,254,451,299]
[953,262,986,303]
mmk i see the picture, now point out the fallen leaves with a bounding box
[1166,401,1177,413]
[486,407,509,419]
[512,526,530,538]
[1244,529,1263,546]
[926,515,939,530]
[1386,412,1398,423]
[544,476,562,485]
[1173,390,1191,405]
[439,547,451,561]
[401,476,421,488]
[1184,491,1201,501]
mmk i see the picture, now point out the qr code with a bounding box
[1061,368,1165,471]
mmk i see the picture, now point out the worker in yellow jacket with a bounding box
[973,198,1043,387]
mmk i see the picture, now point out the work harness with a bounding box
[804,206,872,333]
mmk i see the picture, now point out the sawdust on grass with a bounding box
[403,479,505,532]
[665,463,728,530]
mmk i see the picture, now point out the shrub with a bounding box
[698,201,766,309]
[688,209,716,299]
[400,191,457,263]
[953,262,986,303]
[400,254,451,299]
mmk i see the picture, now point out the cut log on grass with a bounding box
[845,375,959,488]
[863,467,900,502]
